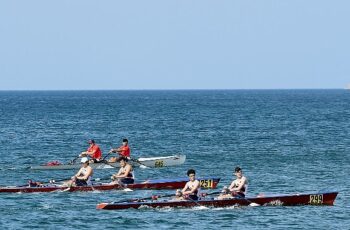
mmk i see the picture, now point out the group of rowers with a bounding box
[67,138,134,187]
[51,138,248,200]
[173,167,247,200]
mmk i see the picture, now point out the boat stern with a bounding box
[96,203,109,209]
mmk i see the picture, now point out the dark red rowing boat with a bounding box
[0,177,220,193]
[96,191,338,210]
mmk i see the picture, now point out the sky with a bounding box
[0,1,349,90]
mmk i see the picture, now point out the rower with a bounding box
[80,139,103,163]
[178,169,200,200]
[110,157,134,184]
[109,138,130,163]
[68,157,93,186]
[218,166,248,200]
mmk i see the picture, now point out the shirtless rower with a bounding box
[110,157,134,185]
[176,169,200,200]
[218,166,248,199]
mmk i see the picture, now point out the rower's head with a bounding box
[187,169,196,181]
[117,157,128,166]
[122,138,128,146]
[88,139,95,145]
[81,157,89,166]
[234,166,243,178]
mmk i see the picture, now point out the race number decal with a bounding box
[199,179,214,189]
[154,160,164,168]
[309,194,323,204]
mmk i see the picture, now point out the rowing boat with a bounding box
[30,155,186,170]
[0,177,219,193]
[96,191,338,210]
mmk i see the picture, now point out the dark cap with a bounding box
[234,166,242,172]
[88,139,95,144]
[122,138,128,143]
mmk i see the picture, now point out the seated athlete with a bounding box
[109,138,130,163]
[172,189,185,200]
[177,169,200,200]
[218,166,248,200]
[110,157,134,185]
[80,139,103,163]
[66,157,93,187]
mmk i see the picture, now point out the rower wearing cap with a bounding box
[80,139,103,163]
[110,157,134,184]
[218,166,248,199]
[67,157,94,186]
[178,169,200,200]
[109,138,131,163]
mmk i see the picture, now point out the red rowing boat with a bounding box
[0,177,220,193]
[96,191,338,210]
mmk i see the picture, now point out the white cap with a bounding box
[81,157,89,163]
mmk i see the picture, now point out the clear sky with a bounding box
[0,1,349,90]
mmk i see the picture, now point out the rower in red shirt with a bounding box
[109,138,130,162]
[80,139,103,163]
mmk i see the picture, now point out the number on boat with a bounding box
[154,160,164,168]
[309,194,323,204]
[199,179,214,188]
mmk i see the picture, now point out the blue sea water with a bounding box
[0,90,349,229]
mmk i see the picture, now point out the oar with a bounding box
[68,155,81,165]
[211,190,260,207]
[113,179,133,192]
[113,192,175,203]
[101,142,115,161]
[186,196,208,209]
[128,157,149,169]
[25,176,111,187]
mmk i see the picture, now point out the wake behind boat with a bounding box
[97,190,338,210]
[30,155,186,170]
[0,177,220,193]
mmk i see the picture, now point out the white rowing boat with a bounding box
[30,155,186,170]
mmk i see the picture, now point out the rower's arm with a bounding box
[116,165,131,178]
[181,182,190,193]
[182,181,200,195]
[110,147,123,154]
[77,167,93,180]
[111,167,124,179]
[228,180,236,190]
[74,168,83,178]
[231,177,246,192]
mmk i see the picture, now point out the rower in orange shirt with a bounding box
[109,138,130,162]
[80,139,103,163]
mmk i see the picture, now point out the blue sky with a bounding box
[0,1,349,90]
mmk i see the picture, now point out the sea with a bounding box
[0,90,349,229]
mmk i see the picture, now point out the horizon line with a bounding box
[0,88,347,91]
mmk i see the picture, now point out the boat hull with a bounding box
[96,191,338,210]
[0,177,219,193]
[30,155,186,170]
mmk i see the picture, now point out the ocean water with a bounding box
[0,90,349,229]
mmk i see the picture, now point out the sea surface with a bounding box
[0,90,349,229]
